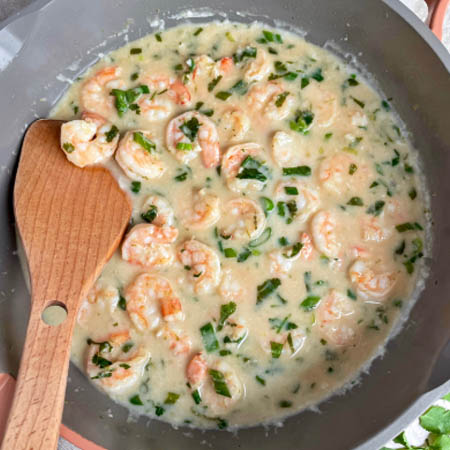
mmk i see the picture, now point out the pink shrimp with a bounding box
[121,223,178,269]
[166,111,220,168]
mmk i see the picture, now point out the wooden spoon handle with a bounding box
[1,298,76,450]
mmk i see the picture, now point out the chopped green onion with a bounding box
[257,278,281,304]
[131,181,141,193]
[224,248,237,258]
[133,131,156,152]
[208,75,223,92]
[347,197,364,206]
[192,389,202,404]
[155,33,162,42]
[290,110,314,134]
[118,295,127,311]
[300,295,321,312]
[180,117,201,141]
[270,341,283,358]
[130,47,142,55]
[283,242,302,258]
[141,205,157,223]
[209,369,232,397]
[164,392,180,404]
[63,142,75,153]
[232,46,257,64]
[284,186,298,195]
[255,375,266,386]
[217,302,237,331]
[194,27,203,36]
[249,227,272,248]
[311,68,324,82]
[215,91,232,101]
[105,125,119,143]
[396,222,423,232]
[200,322,219,352]
[351,96,365,108]
[260,197,274,216]
[176,142,193,151]
[129,394,143,405]
[262,30,283,43]
[282,166,311,176]
[366,200,385,216]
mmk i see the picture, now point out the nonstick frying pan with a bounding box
[0,1,449,449]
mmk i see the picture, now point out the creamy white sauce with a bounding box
[51,22,429,429]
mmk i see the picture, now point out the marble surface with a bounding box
[0,1,448,449]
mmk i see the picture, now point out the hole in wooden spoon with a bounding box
[41,302,68,326]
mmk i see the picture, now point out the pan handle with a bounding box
[424,0,450,40]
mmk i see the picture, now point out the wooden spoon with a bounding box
[1,119,132,450]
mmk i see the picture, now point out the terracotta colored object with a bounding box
[425,0,450,39]
[0,374,105,450]
[0,120,131,450]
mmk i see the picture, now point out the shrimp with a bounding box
[218,108,250,143]
[221,142,268,192]
[78,281,119,328]
[221,319,248,350]
[115,130,166,182]
[219,198,266,241]
[244,49,271,82]
[124,273,184,332]
[341,106,369,133]
[166,111,220,168]
[311,210,341,258]
[268,233,313,278]
[121,223,178,270]
[316,289,357,346]
[140,195,174,227]
[86,335,150,395]
[186,355,243,414]
[260,328,307,358]
[219,267,246,302]
[186,353,208,388]
[80,66,124,117]
[191,55,234,86]
[301,83,337,128]
[247,82,294,121]
[182,188,221,230]
[274,180,320,224]
[348,259,397,302]
[60,112,119,168]
[156,324,192,356]
[271,131,306,167]
[360,216,391,242]
[137,75,191,122]
[319,153,370,196]
[177,239,221,294]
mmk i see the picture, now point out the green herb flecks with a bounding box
[141,205,158,223]
[164,392,180,404]
[200,322,219,352]
[105,125,119,143]
[257,278,281,304]
[217,302,237,331]
[209,369,232,397]
[236,155,270,183]
[131,181,141,193]
[290,110,314,134]
[133,131,156,152]
[129,394,143,405]
[270,341,283,358]
[300,295,321,312]
[282,166,311,176]
[63,142,75,153]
